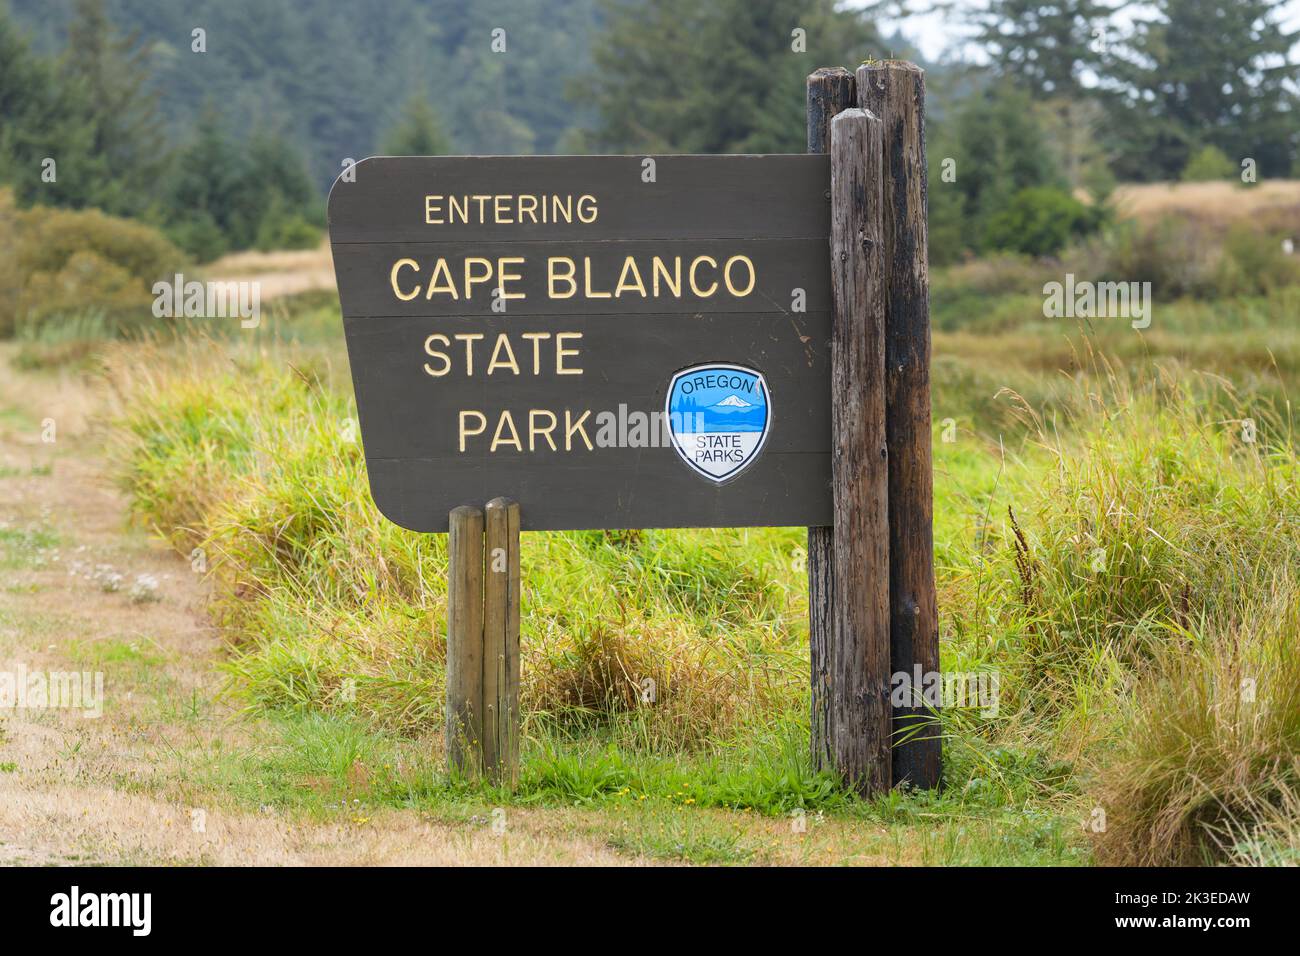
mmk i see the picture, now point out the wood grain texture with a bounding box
[829,108,891,795]
[858,61,941,790]
[446,504,484,778]
[483,497,521,789]
[806,66,855,775]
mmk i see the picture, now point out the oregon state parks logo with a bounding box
[665,364,771,483]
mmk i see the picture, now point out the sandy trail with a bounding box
[0,355,648,865]
[205,244,337,300]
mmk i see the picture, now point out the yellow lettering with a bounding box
[615,257,647,297]
[497,257,525,300]
[529,410,558,451]
[653,257,681,297]
[464,258,493,298]
[549,257,576,298]
[521,332,551,375]
[556,332,583,375]
[487,334,520,375]
[459,411,486,451]
[424,195,444,224]
[425,258,458,300]
[491,410,523,452]
[724,255,756,297]
[565,409,593,451]
[583,257,611,298]
[689,256,718,297]
[390,258,420,300]
[454,333,484,375]
[423,333,451,376]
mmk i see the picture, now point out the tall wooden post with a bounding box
[828,108,891,794]
[806,66,856,776]
[857,61,941,790]
[446,504,485,777]
[483,497,521,789]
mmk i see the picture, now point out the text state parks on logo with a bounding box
[665,364,771,483]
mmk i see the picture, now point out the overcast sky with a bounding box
[868,0,1300,63]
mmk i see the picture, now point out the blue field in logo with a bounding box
[665,363,771,482]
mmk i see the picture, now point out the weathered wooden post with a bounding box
[482,497,521,788]
[858,61,942,790]
[445,498,521,788]
[446,504,485,778]
[828,107,891,794]
[806,66,856,778]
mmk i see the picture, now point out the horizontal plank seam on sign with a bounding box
[340,310,834,322]
[362,451,830,463]
[330,236,830,247]
[337,152,831,160]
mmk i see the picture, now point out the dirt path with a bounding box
[206,243,336,300]
[0,355,653,865]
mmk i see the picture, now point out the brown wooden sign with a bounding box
[328,155,833,532]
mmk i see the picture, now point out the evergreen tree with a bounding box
[967,0,1115,99]
[58,0,170,215]
[584,0,880,153]
[0,10,95,207]
[932,82,1067,256]
[381,97,453,155]
[1103,0,1299,180]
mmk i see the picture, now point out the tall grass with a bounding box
[103,334,1300,856]
[106,343,807,753]
[1091,578,1300,865]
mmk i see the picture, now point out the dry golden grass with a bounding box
[1111,180,1300,230]
[204,241,336,300]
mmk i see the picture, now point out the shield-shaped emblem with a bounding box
[665,363,771,483]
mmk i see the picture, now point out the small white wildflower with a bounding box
[128,573,161,604]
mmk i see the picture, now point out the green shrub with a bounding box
[166,211,228,263]
[985,187,1099,257]
[254,208,321,252]
[0,190,23,335]
[1181,145,1236,182]
[0,189,187,337]
[1069,216,1219,300]
[1214,225,1300,297]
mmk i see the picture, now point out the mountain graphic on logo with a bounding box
[712,394,752,408]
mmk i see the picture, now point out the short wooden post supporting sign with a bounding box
[446,504,485,778]
[445,499,522,787]
[482,497,521,788]
[857,61,941,790]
